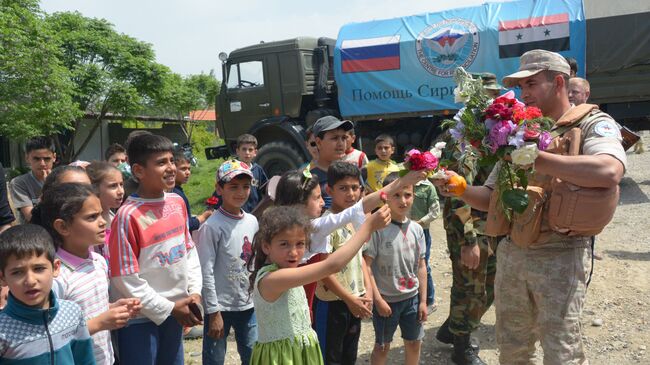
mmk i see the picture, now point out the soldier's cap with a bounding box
[217,159,253,183]
[471,72,504,91]
[502,49,571,87]
[312,116,353,138]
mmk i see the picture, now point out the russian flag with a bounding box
[341,35,401,73]
[498,13,570,58]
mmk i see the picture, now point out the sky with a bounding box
[40,0,495,76]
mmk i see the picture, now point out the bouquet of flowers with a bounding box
[399,148,439,177]
[442,67,554,215]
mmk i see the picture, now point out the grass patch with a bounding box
[184,156,223,214]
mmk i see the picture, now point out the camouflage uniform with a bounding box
[441,139,500,337]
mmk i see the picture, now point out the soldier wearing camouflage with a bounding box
[438,135,499,365]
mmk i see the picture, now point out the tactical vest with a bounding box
[485,104,620,248]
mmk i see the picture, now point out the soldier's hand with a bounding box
[460,244,481,270]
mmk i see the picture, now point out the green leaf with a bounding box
[516,169,528,189]
[502,188,529,214]
[398,169,409,177]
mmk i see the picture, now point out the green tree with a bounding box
[45,11,172,161]
[0,0,80,140]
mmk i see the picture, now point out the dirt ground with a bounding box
[184,134,650,364]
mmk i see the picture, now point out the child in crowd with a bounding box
[172,149,212,232]
[40,165,91,198]
[234,134,268,213]
[364,173,428,365]
[273,168,426,320]
[411,175,440,311]
[198,159,259,365]
[247,204,391,365]
[109,133,203,365]
[120,130,153,201]
[0,224,96,364]
[303,126,320,170]
[364,134,400,193]
[105,143,127,167]
[314,161,374,364]
[310,116,354,209]
[9,137,57,223]
[32,183,141,365]
[342,128,368,169]
[86,161,125,260]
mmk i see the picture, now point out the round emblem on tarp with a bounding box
[416,18,480,77]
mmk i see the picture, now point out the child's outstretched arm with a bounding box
[361,170,428,213]
[258,206,391,303]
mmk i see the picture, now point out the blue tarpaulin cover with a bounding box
[334,0,586,119]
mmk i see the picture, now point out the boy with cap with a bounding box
[434,49,626,364]
[197,159,258,365]
[311,115,354,209]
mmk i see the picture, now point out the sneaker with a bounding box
[183,326,203,339]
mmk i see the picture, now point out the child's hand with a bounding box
[97,305,131,331]
[418,301,428,323]
[207,312,225,339]
[171,297,202,327]
[375,298,392,317]
[198,210,213,224]
[344,296,373,319]
[367,205,391,232]
[401,170,428,186]
[111,298,143,318]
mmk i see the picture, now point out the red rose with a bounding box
[524,129,540,140]
[405,149,438,171]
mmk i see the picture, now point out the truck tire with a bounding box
[255,141,306,177]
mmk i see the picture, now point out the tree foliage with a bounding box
[1,2,219,160]
[0,0,80,140]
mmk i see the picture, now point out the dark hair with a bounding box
[172,149,189,164]
[31,183,98,249]
[104,143,126,161]
[247,205,313,293]
[543,70,570,91]
[327,161,361,187]
[237,134,258,148]
[375,134,395,146]
[86,161,120,187]
[41,165,88,198]
[25,137,55,154]
[382,172,400,187]
[127,134,174,167]
[274,170,320,206]
[0,224,56,272]
[565,56,578,74]
[123,130,153,151]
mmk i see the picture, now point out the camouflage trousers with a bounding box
[495,238,591,365]
[446,233,498,336]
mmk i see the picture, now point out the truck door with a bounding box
[221,58,271,139]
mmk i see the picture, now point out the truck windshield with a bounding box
[227,60,264,89]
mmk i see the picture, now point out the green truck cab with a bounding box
[211,37,339,175]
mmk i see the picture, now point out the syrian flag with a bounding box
[498,13,570,58]
[341,35,401,73]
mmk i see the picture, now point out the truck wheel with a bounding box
[255,141,306,176]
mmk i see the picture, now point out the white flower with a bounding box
[511,143,539,166]
[431,170,447,179]
[429,142,447,159]
[454,87,469,103]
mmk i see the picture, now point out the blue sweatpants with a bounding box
[117,316,184,365]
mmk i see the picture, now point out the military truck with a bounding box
[208,0,650,176]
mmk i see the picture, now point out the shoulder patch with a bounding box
[593,121,619,137]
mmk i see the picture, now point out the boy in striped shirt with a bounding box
[109,134,203,365]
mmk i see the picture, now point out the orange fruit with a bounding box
[447,175,467,196]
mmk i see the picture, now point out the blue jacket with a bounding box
[0,291,95,365]
[172,186,201,232]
